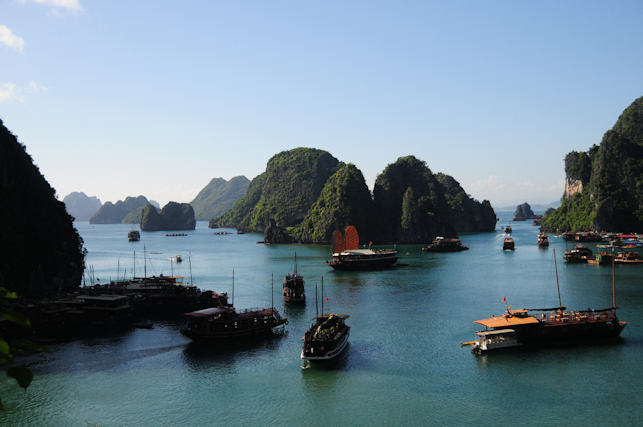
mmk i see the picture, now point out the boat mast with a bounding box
[117,258,120,281]
[144,245,147,278]
[294,252,297,275]
[553,248,562,309]
[133,250,136,278]
[271,272,274,311]
[321,276,324,315]
[189,252,193,285]
[232,269,235,307]
[315,283,319,318]
[612,257,616,312]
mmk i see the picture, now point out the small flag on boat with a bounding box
[325,296,329,302]
[501,297,507,303]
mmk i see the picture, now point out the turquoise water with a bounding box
[1,217,642,426]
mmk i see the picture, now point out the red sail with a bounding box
[344,225,359,250]
[332,229,345,253]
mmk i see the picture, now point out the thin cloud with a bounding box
[28,81,48,92]
[0,25,25,53]
[26,0,83,11]
[0,83,24,103]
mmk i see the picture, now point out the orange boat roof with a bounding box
[474,313,540,328]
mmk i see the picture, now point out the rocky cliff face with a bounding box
[513,202,535,219]
[63,192,102,221]
[0,120,85,297]
[543,96,643,232]
[140,202,196,231]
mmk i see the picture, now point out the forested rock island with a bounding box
[543,96,643,232]
[140,202,196,231]
[212,148,496,243]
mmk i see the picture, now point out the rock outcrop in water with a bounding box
[191,176,249,221]
[214,150,496,243]
[140,202,196,231]
[513,202,535,220]
[90,195,152,224]
[214,148,341,232]
[0,119,85,297]
[63,192,102,221]
[543,96,643,232]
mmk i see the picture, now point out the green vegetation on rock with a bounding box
[373,156,454,242]
[293,164,376,243]
[191,176,249,221]
[212,148,341,232]
[0,119,85,297]
[140,202,196,231]
[90,195,151,224]
[435,173,497,232]
[543,96,643,232]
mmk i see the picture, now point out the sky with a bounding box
[1,0,642,208]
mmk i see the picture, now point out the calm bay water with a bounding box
[1,216,642,426]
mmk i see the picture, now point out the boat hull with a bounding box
[301,328,350,361]
[328,257,398,270]
[181,318,287,342]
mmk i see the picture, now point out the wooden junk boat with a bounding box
[466,250,627,353]
[326,226,398,270]
[301,281,350,365]
[283,253,305,305]
[537,233,549,247]
[422,236,469,252]
[181,272,287,342]
[503,237,515,250]
[505,226,512,234]
[563,244,593,263]
[181,306,287,342]
[128,230,140,242]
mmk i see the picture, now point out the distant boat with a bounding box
[128,230,140,242]
[564,244,592,263]
[537,233,549,247]
[505,226,512,234]
[503,237,515,250]
[422,236,469,252]
[283,253,305,305]
[173,254,182,263]
[327,226,398,270]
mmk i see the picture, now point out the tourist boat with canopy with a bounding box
[464,249,627,353]
[326,226,398,270]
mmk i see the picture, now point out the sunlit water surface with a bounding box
[1,216,641,426]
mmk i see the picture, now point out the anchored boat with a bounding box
[466,250,627,353]
[327,226,398,270]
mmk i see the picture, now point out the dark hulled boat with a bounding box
[505,226,512,234]
[284,253,305,305]
[564,244,593,263]
[537,233,549,247]
[181,306,287,342]
[467,250,627,353]
[128,230,140,241]
[301,313,350,363]
[422,236,469,252]
[326,226,398,270]
[503,237,515,250]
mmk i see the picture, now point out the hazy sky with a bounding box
[1,1,642,207]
